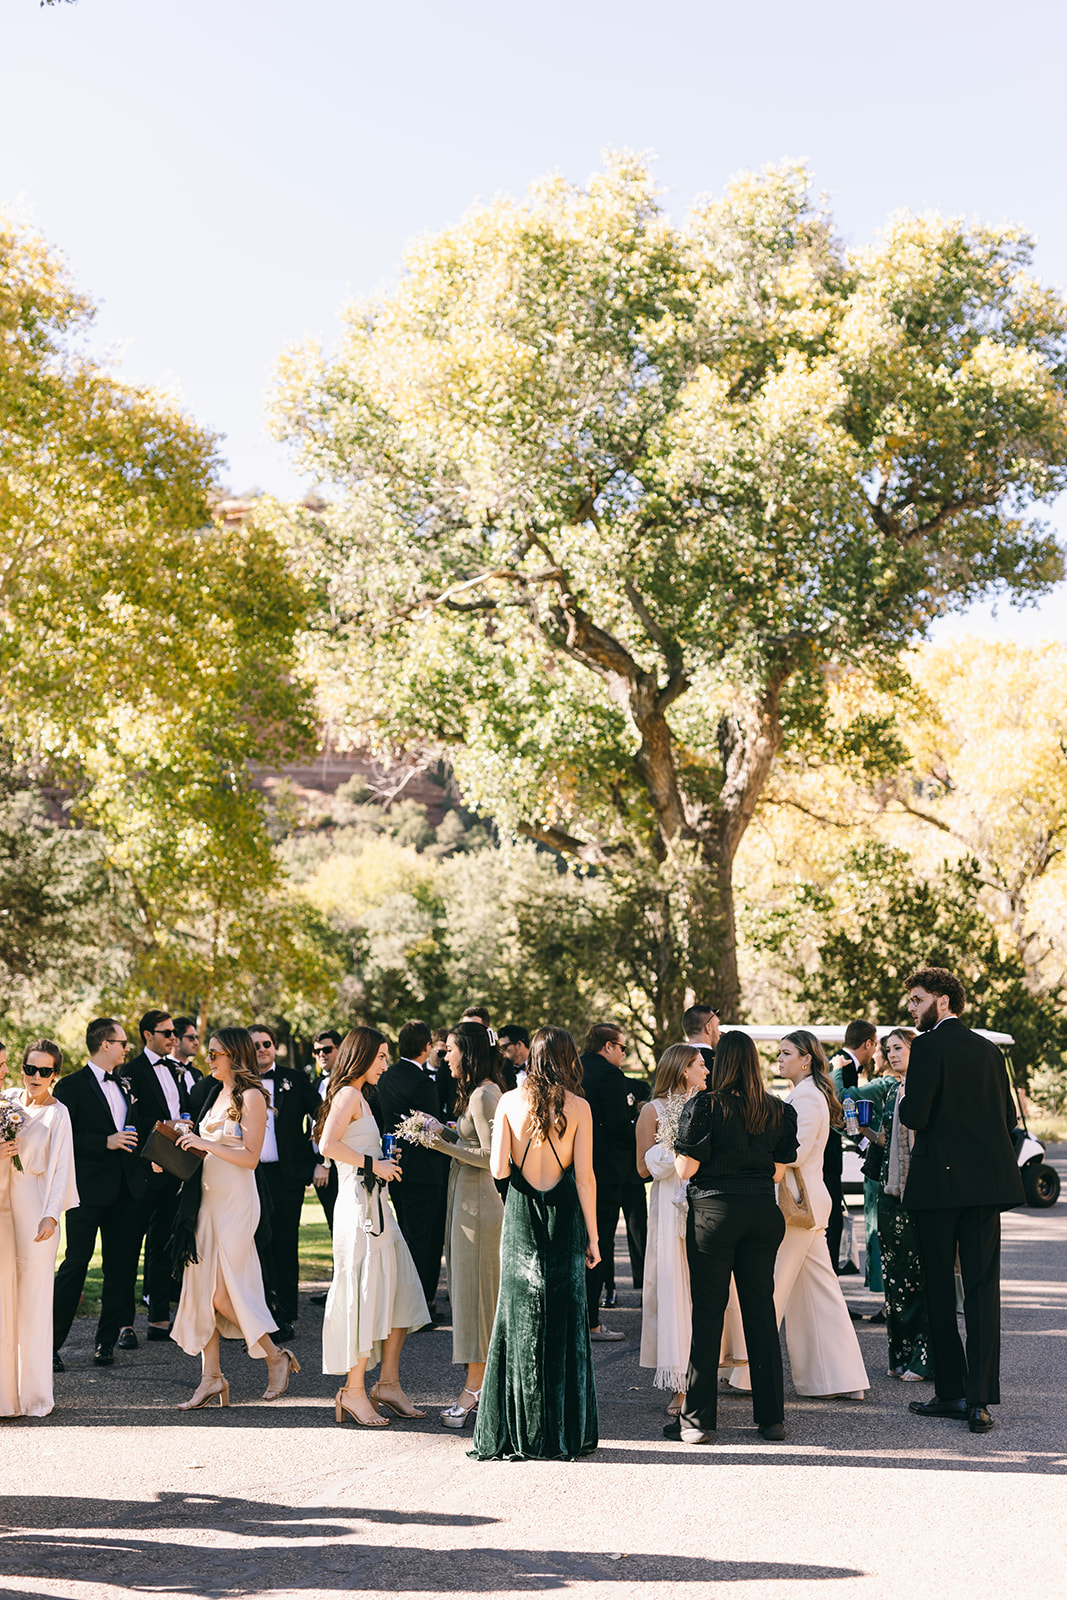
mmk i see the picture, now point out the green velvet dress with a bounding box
[470,1142,598,1462]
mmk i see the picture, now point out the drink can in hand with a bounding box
[382,1133,399,1161]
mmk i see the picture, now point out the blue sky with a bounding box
[3,0,1066,640]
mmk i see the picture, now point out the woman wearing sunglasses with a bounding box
[170,1028,299,1409]
[1,1039,78,1416]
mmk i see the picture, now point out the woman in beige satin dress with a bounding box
[171,1027,299,1409]
[3,1040,79,1416]
[428,1021,506,1428]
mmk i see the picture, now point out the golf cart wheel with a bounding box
[1023,1163,1061,1208]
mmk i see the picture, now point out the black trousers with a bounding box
[682,1193,785,1431]
[391,1180,447,1310]
[138,1176,181,1323]
[53,1190,141,1350]
[315,1165,339,1234]
[913,1205,1003,1406]
[602,1180,648,1295]
[586,1182,623,1326]
[260,1162,306,1325]
[823,1132,845,1270]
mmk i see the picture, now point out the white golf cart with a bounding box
[729,1023,1060,1209]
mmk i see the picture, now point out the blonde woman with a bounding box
[729,1030,869,1401]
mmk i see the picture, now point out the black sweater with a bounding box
[675,1091,798,1198]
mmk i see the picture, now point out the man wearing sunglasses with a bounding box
[126,1009,192,1344]
[53,1018,148,1369]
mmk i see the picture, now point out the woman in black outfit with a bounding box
[672,1032,799,1444]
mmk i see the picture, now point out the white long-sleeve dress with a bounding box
[5,1091,79,1416]
[639,1100,747,1393]
[730,1075,868,1397]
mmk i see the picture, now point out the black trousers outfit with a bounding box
[682,1193,786,1432]
[391,1181,447,1311]
[139,1176,182,1323]
[260,1161,306,1326]
[315,1164,339,1234]
[601,1180,648,1297]
[823,1132,845,1270]
[585,1182,623,1326]
[53,1187,141,1351]
[913,1205,1003,1405]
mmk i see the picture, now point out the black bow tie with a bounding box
[261,1069,276,1080]
[103,1070,123,1085]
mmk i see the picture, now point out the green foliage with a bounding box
[269,154,1067,1030]
[751,841,1067,1087]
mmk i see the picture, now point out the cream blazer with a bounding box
[780,1075,833,1230]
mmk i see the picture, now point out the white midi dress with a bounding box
[5,1093,78,1415]
[322,1103,428,1373]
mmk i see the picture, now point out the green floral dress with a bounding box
[874,1081,931,1378]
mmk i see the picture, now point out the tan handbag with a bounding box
[778,1166,816,1229]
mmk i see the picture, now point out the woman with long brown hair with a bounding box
[172,1027,299,1409]
[319,1026,428,1427]
[471,1025,599,1461]
[672,1031,799,1443]
[727,1029,869,1402]
[426,1022,506,1428]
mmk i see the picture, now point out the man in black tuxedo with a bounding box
[53,1017,148,1367]
[171,1016,204,1085]
[375,1020,449,1318]
[310,1029,342,1235]
[126,1008,195,1341]
[249,1023,320,1340]
[682,1003,720,1071]
[580,1021,639,1341]
[900,967,1024,1435]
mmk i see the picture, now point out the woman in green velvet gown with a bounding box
[471,1026,600,1461]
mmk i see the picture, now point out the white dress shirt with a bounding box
[145,1047,181,1120]
[89,1060,128,1132]
[259,1075,279,1163]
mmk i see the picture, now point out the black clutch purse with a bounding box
[140,1120,204,1182]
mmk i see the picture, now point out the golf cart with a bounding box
[731,1024,1060,1209]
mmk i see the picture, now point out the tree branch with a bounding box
[517,821,624,866]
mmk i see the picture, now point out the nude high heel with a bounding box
[335,1387,389,1428]
[177,1376,230,1410]
[263,1348,300,1401]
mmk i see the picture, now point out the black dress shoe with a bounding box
[866,1307,887,1324]
[146,1325,173,1342]
[847,1306,865,1321]
[93,1344,115,1366]
[117,1327,139,1350]
[758,1422,787,1441]
[662,1419,681,1440]
[273,1322,295,1341]
[52,1353,65,1373]
[968,1406,994,1434]
[909,1396,967,1418]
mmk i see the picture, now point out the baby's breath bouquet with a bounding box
[394,1110,439,1149]
[0,1098,25,1171]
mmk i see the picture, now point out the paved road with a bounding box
[1,1149,1064,1600]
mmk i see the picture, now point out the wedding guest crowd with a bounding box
[0,963,1026,1450]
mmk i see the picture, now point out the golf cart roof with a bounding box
[729,1024,1015,1048]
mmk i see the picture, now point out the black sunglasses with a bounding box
[312,1045,336,1056]
[24,1063,58,1077]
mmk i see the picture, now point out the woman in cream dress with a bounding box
[637,1045,747,1416]
[729,1030,868,1400]
[172,1027,299,1409]
[4,1040,78,1416]
[427,1021,505,1428]
[320,1027,428,1427]
[0,1037,21,1417]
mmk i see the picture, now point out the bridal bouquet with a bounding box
[0,1098,25,1171]
[394,1110,439,1149]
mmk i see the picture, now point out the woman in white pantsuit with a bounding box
[730,1031,868,1400]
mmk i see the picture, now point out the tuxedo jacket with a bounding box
[54,1064,148,1210]
[126,1051,192,1191]
[688,1044,715,1071]
[375,1058,448,1188]
[260,1065,320,1187]
[899,1018,1024,1210]
[580,1051,639,1187]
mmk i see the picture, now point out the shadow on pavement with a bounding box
[0,1494,863,1592]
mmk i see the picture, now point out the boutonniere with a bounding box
[277,1078,290,1095]
[120,1080,135,1099]
[627,1093,635,1107]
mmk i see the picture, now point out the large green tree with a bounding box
[269,156,1067,1038]
[1,212,317,1025]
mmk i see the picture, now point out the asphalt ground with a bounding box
[1,1147,1064,1600]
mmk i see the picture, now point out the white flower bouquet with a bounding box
[0,1098,25,1171]
[394,1110,439,1149]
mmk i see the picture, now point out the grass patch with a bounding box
[70,1191,335,1319]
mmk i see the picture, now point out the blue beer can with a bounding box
[382,1133,399,1160]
